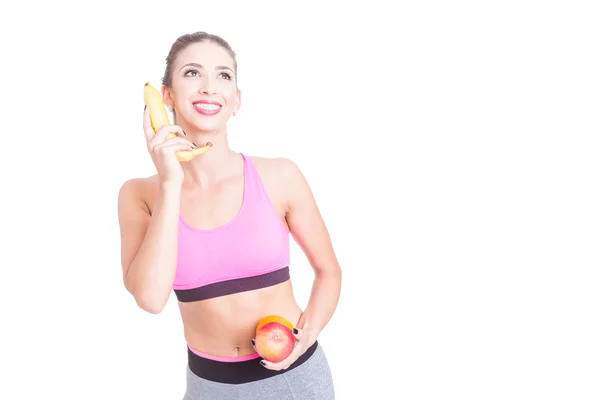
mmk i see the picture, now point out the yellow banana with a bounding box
[143,82,212,162]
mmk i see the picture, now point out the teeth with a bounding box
[194,103,220,111]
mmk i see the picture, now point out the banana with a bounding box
[143,81,212,162]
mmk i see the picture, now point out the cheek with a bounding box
[172,82,195,103]
[219,83,237,102]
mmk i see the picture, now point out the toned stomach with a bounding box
[177,279,303,358]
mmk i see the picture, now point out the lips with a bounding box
[193,100,222,116]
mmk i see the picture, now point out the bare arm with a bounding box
[117,179,182,314]
[280,159,342,343]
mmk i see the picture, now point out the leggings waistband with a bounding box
[188,345,262,362]
[187,341,319,384]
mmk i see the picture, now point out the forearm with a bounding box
[126,181,182,313]
[296,265,342,343]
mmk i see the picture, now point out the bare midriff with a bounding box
[177,279,303,358]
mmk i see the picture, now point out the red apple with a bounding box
[254,321,296,363]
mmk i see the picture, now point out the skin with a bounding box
[117,41,342,371]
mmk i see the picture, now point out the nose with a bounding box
[198,76,217,95]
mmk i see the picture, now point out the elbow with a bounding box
[124,278,168,315]
[134,292,167,314]
[315,263,342,288]
[139,299,165,315]
[319,263,342,278]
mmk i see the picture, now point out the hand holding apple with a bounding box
[251,315,313,371]
[254,321,296,363]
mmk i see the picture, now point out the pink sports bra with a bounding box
[173,153,290,302]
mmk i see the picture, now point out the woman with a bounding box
[117,31,341,399]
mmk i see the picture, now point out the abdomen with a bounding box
[177,280,302,358]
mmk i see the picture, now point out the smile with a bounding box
[193,101,222,116]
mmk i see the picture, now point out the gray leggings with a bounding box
[182,342,335,399]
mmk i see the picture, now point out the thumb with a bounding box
[292,327,302,340]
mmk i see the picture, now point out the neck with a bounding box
[181,132,239,187]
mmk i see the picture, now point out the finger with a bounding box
[260,343,303,371]
[154,142,196,157]
[260,359,285,371]
[149,124,185,146]
[260,356,294,371]
[153,136,196,148]
[151,137,196,153]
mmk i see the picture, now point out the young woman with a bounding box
[117,31,341,399]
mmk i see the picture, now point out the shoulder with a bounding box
[118,174,160,214]
[248,155,312,210]
[249,155,305,185]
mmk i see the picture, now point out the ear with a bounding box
[161,85,174,109]
[234,88,242,114]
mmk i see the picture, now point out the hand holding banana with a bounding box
[143,82,212,163]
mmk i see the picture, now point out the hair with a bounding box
[161,31,238,88]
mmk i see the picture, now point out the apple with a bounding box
[255,315,294,335]
[254,321,296,363]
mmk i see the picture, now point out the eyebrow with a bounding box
[180,62,234,73]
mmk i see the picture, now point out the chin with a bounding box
[192,122,224,134]
[183,115,226,133]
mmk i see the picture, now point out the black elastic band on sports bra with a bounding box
[174,266,290,302]
[187,340,318,384]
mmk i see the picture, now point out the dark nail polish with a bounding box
[259,360,266,367]
[192,142,197,147]
[293,328,298,335]
[250,339,255,346]
[144,105,147,110]
[182,130,187,135]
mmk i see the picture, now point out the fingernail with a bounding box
[144,105,147,110]
[293,328,298,335]
[259,360,266,367]
[182,130,187,135]
[192,142,197,147]
[250,339,255,346]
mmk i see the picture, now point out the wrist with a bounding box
[304,327,320,345]
[159,179,183,191]
[296,315,321,344]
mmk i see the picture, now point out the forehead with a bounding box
[175,41,235,69]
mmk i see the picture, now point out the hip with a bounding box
[183,341,335,400]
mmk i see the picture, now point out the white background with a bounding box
[1,1,599,399]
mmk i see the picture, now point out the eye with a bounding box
[219,72,232,80]
[184,68,199,77]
